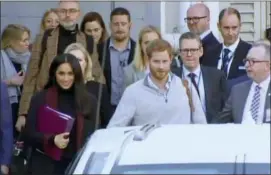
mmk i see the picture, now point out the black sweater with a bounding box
[25,86,97,159]
[57,24,95,55]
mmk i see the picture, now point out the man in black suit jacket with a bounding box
[172,32,227,123]
[185,3,220,63]
[97,7,136,116]
[201,7,251,80]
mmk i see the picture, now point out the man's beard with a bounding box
[60,21,76,31]
[113,33,128,42]
[150,69,169,81]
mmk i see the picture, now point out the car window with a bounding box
[110,163,238,174]
[245,163,270,174]
[82,152,110,174]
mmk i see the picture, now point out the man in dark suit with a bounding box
[172,32,228,123]
[213,42,270,124]
[227,74,249,92]
[201,7,252,80]
[0,82,13,175]
[185,3,220,63]
[97,7,136,116]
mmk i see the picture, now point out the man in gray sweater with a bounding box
[107,39,206,127]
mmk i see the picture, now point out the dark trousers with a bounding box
[27,150,71,175]
[11,102,19,138]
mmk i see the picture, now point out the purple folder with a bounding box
[37,105,75,160]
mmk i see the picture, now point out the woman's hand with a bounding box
[15,115,26,132]
[9,70,25,86]
[54,132,70,149]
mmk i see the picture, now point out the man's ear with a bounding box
[199,46,203,57]
[217,22,221,33]
[129,21,132,30]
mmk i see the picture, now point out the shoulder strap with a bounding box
[39,29,54,68]
[182,79,195,112]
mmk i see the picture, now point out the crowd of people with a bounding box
[0,0,270,174]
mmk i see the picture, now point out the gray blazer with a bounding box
[213,80,271,124]
[124,63,146,88]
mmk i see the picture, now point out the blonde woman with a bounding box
[0,24,31,137]
[124,25,162,88]
[64,43,111,127]
[40,8,59,33]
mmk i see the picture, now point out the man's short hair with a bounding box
[179,32,202,49]
[146,39,173,59]
[219,7,241,23]
[59,0,79,5]
[252,41,271,61]
[110,7,131,21]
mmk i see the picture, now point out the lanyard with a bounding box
[181,69,206,113]
[221,50,234,67]
[181,70,202,90]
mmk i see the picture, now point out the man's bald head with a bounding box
[187,3,210,19]
[186,3,210,35]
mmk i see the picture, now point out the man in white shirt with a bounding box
[202,7,251,80]
[214,42,271,124]
[185,3,219,62]
[172,32,227,123]
[107,39,206,127]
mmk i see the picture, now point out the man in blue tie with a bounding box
[201,7,251,80]
[0,82,13,175]
[213,42,271,124]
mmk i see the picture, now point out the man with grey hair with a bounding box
[16,0,105,132]
[185,3,219,61]
[213,42,271,124]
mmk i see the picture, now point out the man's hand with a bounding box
[16,115,26,132]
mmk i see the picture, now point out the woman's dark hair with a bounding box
[45,53,92,116]
[80,11,108,44]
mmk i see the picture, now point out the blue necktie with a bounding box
[250,85,261,122]
[221,48,231,76]
[188,73,200,98]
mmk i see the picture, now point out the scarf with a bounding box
[0,48,31,104]
[45,86,84,151]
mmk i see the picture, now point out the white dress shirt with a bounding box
[182,65,206,113]
[242,76,271,124]
[217,38,240,76]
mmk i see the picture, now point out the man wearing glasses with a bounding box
[185,3,219,62]
[16,0,105,132]
[172,32,227,123]
[213,42,271,124]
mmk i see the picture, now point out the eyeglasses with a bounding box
[57,8,79,15]
[180,48,200,55]
[184,16,207,23]
[243,58,270,66]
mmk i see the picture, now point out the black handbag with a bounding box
[10,131,32,175]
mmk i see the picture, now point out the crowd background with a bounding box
[0,1,270,175]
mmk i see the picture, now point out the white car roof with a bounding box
[73,124,270,174]
[118,124,270,165]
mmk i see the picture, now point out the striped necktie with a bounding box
[250,85,261,122]
[221,48,231,76]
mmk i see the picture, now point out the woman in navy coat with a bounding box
[0,81,14,174]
